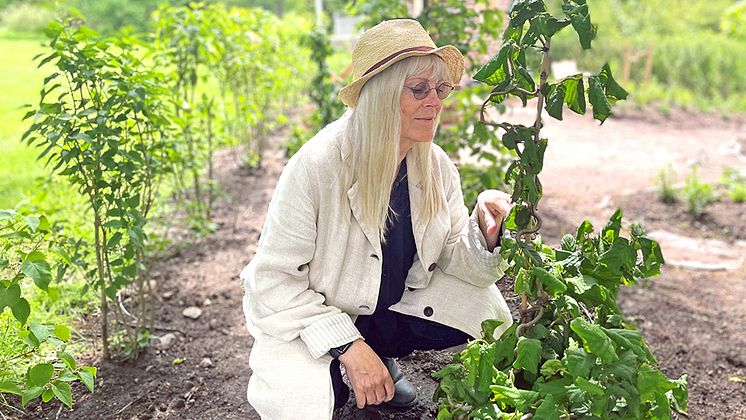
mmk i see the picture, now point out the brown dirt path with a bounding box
[17,107,746,420]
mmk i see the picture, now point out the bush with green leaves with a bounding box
[0,1,58,33]
[286,24,345,158]
[720,166,746,203]
[22,16,173,359]
[655,165,677,204]
[547,0,746,113]
[433,1,687,418]
[152,2,309,227]
[681,166,715,216]
[0,209,96,411]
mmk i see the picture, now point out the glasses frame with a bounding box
[403,81,455,100]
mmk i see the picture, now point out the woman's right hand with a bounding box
[338,339,395,408]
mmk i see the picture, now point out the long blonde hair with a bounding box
[344,55,450,241]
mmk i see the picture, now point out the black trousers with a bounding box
[330,309,470,407]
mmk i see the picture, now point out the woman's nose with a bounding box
[422,88,441,108]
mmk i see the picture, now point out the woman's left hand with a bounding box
[476,189,512,252]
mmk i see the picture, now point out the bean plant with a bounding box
[152,3,308,228]
[22,16,172,359]
[433,1,688,418]
[287,24,345,158]
[152,3,221,230]
[682,166,714,216]
[0,210,96,410]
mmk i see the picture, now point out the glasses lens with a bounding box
[436,83,453,100]
[411,81,430,100]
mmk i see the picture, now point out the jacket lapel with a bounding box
[407,151,451,276]
[347,181,383,255]
[406,152,427,257]
[340,136,383,255]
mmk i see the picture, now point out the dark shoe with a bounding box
[381,357,417,408]
[330,359,349,409]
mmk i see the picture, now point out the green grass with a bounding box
[0,33,53,209]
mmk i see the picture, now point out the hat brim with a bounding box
[337,45,464,108]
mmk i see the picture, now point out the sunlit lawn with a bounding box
[0,32,51,209]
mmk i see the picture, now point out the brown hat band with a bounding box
[361,46,435,77]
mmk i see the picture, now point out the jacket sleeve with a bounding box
[435,158,509,287]
[241,155,362,359]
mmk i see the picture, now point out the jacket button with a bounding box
[370,254,379,260]
[428,263,436,272]
[424,306,433,317]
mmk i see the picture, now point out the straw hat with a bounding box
[337,19,464,108]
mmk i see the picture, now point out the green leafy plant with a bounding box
[0,209,96,411]
[287,24,345,158]
[433,1,687,418]
[548,0,746,113]
[681,166,714,216]
[655,165,677,203]
[152,2,309,225]
[720,166,746,203]
[22,16,172,359]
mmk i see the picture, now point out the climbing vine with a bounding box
[433,1,688,418]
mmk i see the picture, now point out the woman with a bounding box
[241,19,513,419]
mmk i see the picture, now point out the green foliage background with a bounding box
[548,0,746,113]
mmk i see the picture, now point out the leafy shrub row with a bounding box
[1,2,310,411]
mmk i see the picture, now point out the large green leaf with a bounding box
[513,337,542,374]
[540,359,564,377]
[565,274,596,295]
[0,381,22,396]
[490,385,539,412]
[637,365,677,403]
[562,74,586,114]
[57,351,77,370]
[0,284,22,311]
[562,0,595,49]
[570,318,618,363]
[52,381,73,408]
[11,298,31,324]
[474,42,513,85]
[607,349,637,382]
[494,323,518,366]
[564,346,596,377]
[477,344,498,394]
[535,394,561,419]
[597,63,628,100]
[605,328,657,364]
[27,363,54,387]
[594,237,635,283]
[533,266,567,296]
[509,0,547,27]
[21,258,52,291]
[544,83,566,120]
[669,374,688,412]
[575,376,604,396]
[588,75,611,123]
[21,386,44,407]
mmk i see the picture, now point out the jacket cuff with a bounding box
[299,312,363,359]
[468,209,509,272]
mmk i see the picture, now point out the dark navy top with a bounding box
[355,161,417,338]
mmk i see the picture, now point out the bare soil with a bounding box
[14,108,746,420]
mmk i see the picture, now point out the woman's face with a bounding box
[399,68,443,149]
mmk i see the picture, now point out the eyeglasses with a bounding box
[403,81,455,100]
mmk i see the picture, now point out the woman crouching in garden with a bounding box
[241,19,513,419]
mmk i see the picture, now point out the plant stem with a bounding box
[93,213,109,359]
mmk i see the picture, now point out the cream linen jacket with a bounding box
[241,115,512,418]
